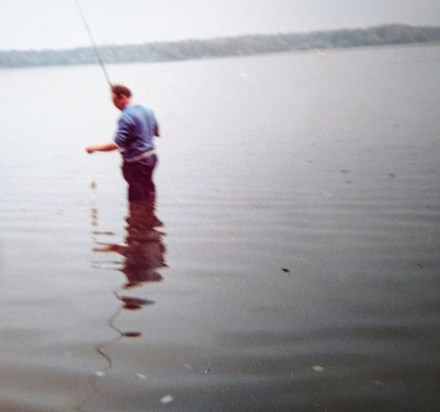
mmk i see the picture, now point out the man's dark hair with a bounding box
[111,84,132,98]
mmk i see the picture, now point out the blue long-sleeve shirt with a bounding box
[114,104,158,161]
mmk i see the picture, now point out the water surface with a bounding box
[0,45,439,411]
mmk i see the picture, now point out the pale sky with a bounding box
[1,0,440,50]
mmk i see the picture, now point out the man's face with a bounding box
[112,92,129,110]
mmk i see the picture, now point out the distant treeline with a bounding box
[1,24,440,69]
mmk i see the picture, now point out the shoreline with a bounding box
[1,24,439,69]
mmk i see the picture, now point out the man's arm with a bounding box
[85,142,118,154]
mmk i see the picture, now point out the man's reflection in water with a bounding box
[93,197,166,290]
[120,198,166,289]
[78,197,166,411]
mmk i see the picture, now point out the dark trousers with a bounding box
[122,155,157,202]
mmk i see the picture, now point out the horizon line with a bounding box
[1,22,439,53]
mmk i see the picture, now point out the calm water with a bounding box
[0,45,439,411]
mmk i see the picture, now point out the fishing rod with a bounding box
[75,0,112,87]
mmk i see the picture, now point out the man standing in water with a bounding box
[86,84,160,202]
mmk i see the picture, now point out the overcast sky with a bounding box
[1,0,440,50]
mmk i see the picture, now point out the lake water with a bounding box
[0,45,439,411]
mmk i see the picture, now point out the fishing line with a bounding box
[75,0,112,87]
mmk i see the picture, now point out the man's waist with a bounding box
[124,149,156,163]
